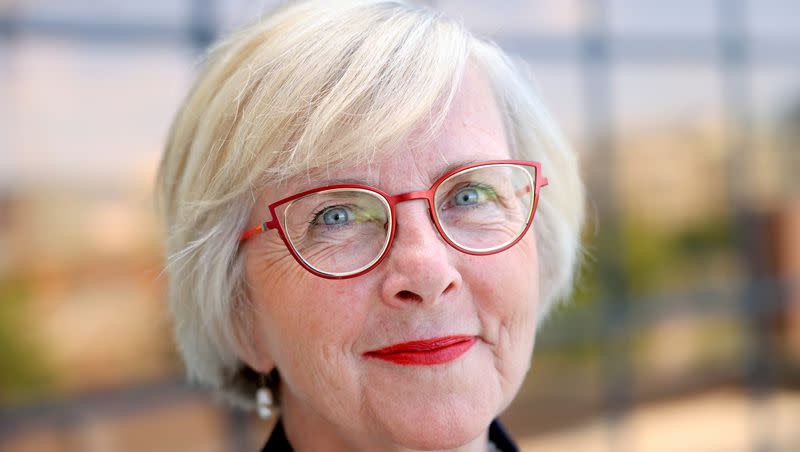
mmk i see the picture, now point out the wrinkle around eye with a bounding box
[244,238,303,289]
[299,241,351,263]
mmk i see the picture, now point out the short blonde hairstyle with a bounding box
[156,0,584,409]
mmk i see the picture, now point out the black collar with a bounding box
[261,417,519,452]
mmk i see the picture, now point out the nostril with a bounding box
[396,290,423,303]
[443,282,455,295]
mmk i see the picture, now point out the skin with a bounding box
[240,67,540,452]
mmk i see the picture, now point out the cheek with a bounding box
[246,247,373,383]
[261,279,375,415]
[462,234,539,356]
[468,235,538,318]
[283,282,371,348]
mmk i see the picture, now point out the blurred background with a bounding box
[1,0,798,451]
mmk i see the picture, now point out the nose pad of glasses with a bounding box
[391,201,442,246]
[427,206,444,240]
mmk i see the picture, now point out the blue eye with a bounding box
[454,188,480,206]
[319,206,351,225]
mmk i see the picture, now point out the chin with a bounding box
[373,395,495,451]
[387,418,488,451]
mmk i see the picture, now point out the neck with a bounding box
[279,385,491,452]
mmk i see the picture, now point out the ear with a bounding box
[232,313,276,374]
[238,340,275,375]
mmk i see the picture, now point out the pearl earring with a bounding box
[256,374,274,420]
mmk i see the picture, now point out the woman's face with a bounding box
[242,68,540,451]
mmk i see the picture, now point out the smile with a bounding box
[363,335,476,365]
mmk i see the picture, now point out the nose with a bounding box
[378,200,462,308]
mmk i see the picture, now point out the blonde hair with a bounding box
[156,0,584,409]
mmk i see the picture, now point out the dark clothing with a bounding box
[261,417,519,451]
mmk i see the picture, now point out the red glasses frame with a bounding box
[240,160,548,279]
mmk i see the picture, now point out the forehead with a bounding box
[286,65,509,194]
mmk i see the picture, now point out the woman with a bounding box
[156,0,584,450]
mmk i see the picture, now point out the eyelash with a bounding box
[442,183,498,208]
[307,205,350,229]
[304,182,500,228]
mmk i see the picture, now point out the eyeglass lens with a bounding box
[279,164,536,276]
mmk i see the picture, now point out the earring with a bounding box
[256,374,274,420]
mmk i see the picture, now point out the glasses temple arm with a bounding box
[513,176,548,199]
[240,224,264,242]
[240,218,279,242]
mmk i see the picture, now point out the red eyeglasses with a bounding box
[240,160,548,279]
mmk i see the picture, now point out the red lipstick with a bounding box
[364,335,476,365]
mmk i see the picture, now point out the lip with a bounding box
[363,335,476,366]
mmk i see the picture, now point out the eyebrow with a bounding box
[323,159,482,188]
